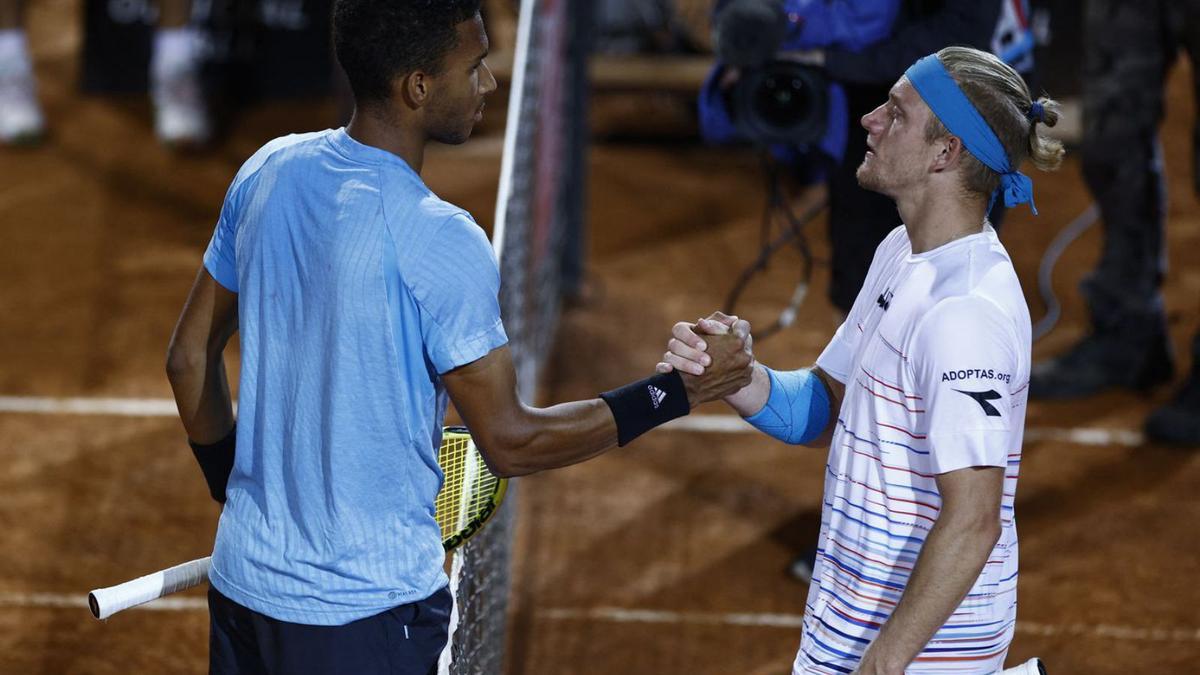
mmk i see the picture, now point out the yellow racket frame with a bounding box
[435,426,508,551]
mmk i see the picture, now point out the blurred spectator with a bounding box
[1030,0,1200,445]
[593,0,701,55]
[0,0,209,146]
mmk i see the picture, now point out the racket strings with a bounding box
[435,434,501,542]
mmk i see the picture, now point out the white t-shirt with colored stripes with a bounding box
[795,224,1031,674]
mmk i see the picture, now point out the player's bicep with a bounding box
[808,365,845,446]
[934,465,1004,529]
[441,346,529,473]
[168,266,239,365]
[813,365,845,410]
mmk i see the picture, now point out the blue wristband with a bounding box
[744,368,831,444]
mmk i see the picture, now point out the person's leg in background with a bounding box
[1144,0,1200,444]
[152,0,210,146]
[0,0,44,144]
[1030,0,1176,399]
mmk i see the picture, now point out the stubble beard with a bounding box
[856,160,883,194]
[430,119,473,145]
[426,100,477,146]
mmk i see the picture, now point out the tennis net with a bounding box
[441,0,590,672]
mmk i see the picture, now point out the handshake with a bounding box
[656,311,761,409]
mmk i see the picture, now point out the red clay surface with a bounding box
[2,3,1199,673]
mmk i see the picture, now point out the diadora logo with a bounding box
[877,289,894,311]
[648,385,667,409]
[954,389,1002,417]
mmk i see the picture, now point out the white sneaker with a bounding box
[152,64,211,147]
[0,68,45,144]
[1000,657,1046,675]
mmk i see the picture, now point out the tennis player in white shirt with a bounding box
[660,46,1062,674]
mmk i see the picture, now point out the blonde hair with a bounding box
[923,46,1065,200]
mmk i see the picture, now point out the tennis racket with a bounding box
[1001,657,1046,675]
[88,426,505,620]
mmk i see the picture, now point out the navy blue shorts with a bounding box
[208,585,453,675]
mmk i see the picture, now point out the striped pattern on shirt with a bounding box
[797,225,1031,674]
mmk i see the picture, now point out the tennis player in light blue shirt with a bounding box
[165,2,752,672]
[203,125,508,624]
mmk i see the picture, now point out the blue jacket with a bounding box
[823,0,1032,85]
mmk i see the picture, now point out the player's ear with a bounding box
[397,70,431,110]
[932,135,964,173]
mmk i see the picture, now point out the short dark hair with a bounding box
[333,0,483,105]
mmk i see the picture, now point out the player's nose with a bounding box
[862,104,885,134]
[480,61,498,96]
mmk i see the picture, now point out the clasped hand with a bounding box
[656,312,756,406]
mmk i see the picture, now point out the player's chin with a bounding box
[855,166,891,197]
[434,125,474,146]
[456,115,483,141]
[855,163,876,188]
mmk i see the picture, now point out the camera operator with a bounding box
[700,0,1035,315]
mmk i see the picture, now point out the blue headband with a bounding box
[904,54,1037,215]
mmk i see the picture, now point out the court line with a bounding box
[538,607,1200,643]
[1022,426,1144,447]
[0,591,207,612]
[4,592,1197,644]
[0,396,179,416]
[0,396,1146,447]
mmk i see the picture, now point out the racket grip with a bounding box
[1000,658,1046,675]
[88,556,212,620]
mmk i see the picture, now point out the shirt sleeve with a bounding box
[203,185,240,293]
[815,226,908,383]
[910,296,1020,474]
[815,319,856,385]
[401,214,508,375]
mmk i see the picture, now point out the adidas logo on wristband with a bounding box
[600,372,689,446]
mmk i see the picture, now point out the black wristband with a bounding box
[599,371,690,447]
[189,425,237,504]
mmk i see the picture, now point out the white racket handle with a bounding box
[88,556,211,620]
[1000,658,1045,675]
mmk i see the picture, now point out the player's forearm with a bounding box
[723,362,771,416]
[166,346,235,443]
[477,399,619,477]
[737,364,840,448]
[452,336,751,477]
[857,513,1001,674]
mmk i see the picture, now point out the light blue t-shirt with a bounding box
[202,128,507,625]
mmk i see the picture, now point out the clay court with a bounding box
[2,1,1200,673]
